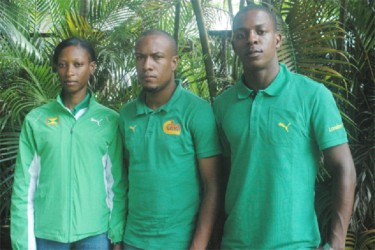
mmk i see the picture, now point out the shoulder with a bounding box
[91,99,119,118]
[213,84,239,113]
[182,88,211,106]
[284,71,338,115]
[24,100,58,122]
[287,71,330,98]
[288,70,323,90]
[216,84,238,100]
[173,89,216,123]
[119,99,138,116]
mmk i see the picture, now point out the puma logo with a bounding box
[129,125,136,133]
[90,118,102,126]
[278,122,291,132]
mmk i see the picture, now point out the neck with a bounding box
[145,80,176,110]
[62,90,87,110]
[243,63,280,91]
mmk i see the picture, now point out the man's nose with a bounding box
[143,57,153,70]
[247,30,258,44]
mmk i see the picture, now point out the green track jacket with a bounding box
[11,94,126,249]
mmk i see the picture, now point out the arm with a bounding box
[189,155,220,250]
[11,119,38,250]
[209,155,230,249]
[107,127,127,244]
[111,155,130,250]
[322,143,356,250]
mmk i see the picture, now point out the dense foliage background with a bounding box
[1,0,374,248]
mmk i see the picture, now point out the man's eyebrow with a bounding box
[135,51,165,56]
[234,23,269,31]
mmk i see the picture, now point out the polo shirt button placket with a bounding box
[147,112,155,135]
[249,92,260,135]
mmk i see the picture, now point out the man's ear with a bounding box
[171,55,179,71]
[231,39,237,54]
[275,33,282,49]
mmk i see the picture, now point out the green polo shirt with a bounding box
[213,63,348,249]
[119,80,221,249]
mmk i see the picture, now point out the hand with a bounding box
[112,242,123,250]
[316,243,335,250]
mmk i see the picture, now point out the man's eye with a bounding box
[234,33,245,40]
[257,30,265,35]
[58,63,66,68]
[153,55,162,60]
[74,63,83,67]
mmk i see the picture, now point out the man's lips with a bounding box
[246,49,262,57]
[142,75,156,81]
[64,80,78,85]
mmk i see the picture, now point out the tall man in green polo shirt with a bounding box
[119,30,222,249]
[213,5,356,250]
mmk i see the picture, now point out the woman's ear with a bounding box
[90,61,97,75]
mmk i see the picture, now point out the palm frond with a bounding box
[276,0,355,140]
[1,60,59,128]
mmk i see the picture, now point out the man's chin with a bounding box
[143,86,160,93]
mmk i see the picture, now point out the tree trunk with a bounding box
[174,0,181,48]
[228,0,234,19]
[245,0,255,5]
[336,0,346,73]
[80,0,90,17]
[190,0,217,101]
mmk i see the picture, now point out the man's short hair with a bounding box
[136,29,178,56]
[233,4,279,31]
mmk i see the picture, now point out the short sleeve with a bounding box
[311,85,348,150]
[189,102,222,159]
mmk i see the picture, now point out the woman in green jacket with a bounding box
[11,38,126,250]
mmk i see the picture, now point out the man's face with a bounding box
[135,34,178,93]
[232,9,281,71]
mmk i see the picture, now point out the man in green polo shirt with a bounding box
[119,30,221,249]
[213,4,356,250]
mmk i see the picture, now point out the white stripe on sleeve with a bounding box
[27,153,41,250]
[102,151,114,215]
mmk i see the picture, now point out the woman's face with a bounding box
[55,45,96,95]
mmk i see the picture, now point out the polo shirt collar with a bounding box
[237,76,254,99]
[135,79,182,115]
[237,63,288,99]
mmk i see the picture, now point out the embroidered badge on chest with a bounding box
[46,116,60,126]
[163,120,181,135]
